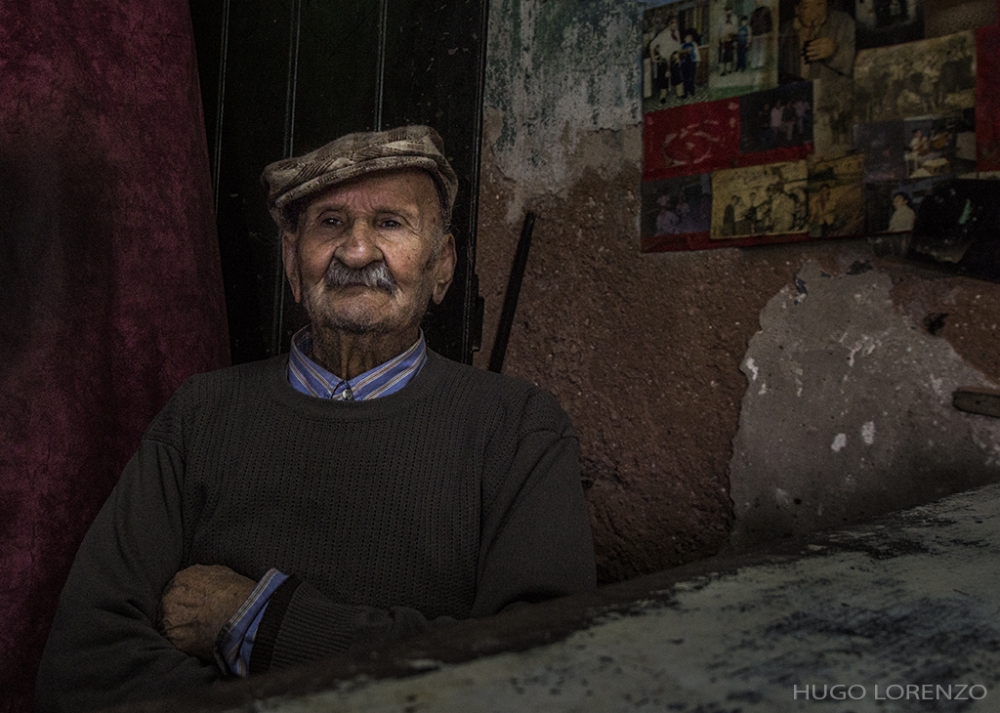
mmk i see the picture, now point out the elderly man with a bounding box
[36,126,596,712]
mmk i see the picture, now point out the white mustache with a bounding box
[324,260,397,294]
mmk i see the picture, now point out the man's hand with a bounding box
[804,36,837,62]
[158,564,256,661]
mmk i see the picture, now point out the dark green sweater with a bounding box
[36,352,596,712]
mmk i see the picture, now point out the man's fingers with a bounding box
[157,563,257,660]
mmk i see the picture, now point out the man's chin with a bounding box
[312,310,389,336]
[324,318,386,336]
[302,288,427,341]
[305,291,388,327]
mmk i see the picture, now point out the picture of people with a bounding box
[806,154,865,237]
[854,111,976,184]
[718,6,739,75]
[853,31,976,124]
[863,176,947,234]
[638,0,997,253]
[710,161,808,239]
[709,0,779,97]
[854,119,908,182]
[811,76,854,159]
[641,174,713,249]
[903,113,976,178]
[643,1,712,112]
[739,81,814,154]
[854,0,924,50]
[777,0,856,83]
[888,190,917,231]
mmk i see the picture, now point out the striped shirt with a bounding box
[217,326,427,676]
[287,325,427,401]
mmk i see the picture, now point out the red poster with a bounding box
[977,24,1000,170]
[643,98,741,181]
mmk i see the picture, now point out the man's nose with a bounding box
[335,221,383,268]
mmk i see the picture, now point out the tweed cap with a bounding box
[261,125,458,230]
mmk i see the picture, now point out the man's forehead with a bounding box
[305,169,438,211]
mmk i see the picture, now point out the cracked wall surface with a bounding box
[476,0,1000,581]
[731,262,1000,548]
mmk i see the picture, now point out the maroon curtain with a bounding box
[0,2,230,711]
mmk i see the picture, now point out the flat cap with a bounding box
[261,125,458,230]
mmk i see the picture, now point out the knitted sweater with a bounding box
[36,353,596,712]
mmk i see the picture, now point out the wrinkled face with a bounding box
[282,169,456,339]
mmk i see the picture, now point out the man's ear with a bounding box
[281,229,302,303]
[431,233,457,305]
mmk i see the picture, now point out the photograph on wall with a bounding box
[643,0,712,112]
[636,0,992,252]
[811,76,855,159]
[903,111,976,178]
[863,175,951,233]
[854,119,907,181]
[925,0,996,36]
[641,174,714,250]
[977,25,1000,170]
[806,154,865,237]
[738,80,814,160]
[710,160,809,238]
[777,0,857,84]
[854,30,976,124]
[708,0,780,98]
[854,0,924,50]
[643,99,742,180]
[908,178,1000,282]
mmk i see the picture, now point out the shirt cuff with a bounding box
[215,568,289,677]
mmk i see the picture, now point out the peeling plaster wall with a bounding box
[482,0,640,221]
[731,262,1000,549]
[476,0,1000,582]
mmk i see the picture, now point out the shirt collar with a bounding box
[287,325,427,401]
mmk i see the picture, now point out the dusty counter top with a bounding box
[117,481,1000,713]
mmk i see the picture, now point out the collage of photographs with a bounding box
[640,0,999,253]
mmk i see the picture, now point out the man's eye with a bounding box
[379,219,402,229]
[322,217,343,227]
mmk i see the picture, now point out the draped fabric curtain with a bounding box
[0,3,230,710]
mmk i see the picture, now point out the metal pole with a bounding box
[489,211,535,373]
